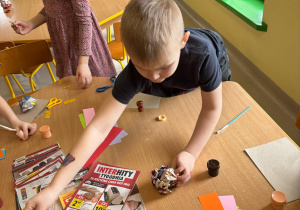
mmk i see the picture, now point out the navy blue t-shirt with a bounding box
[112,28,222,105]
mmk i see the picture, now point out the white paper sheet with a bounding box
[245,137,300,202]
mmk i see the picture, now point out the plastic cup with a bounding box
[39,125,52,139]
[207,159,220,177]
[271,191,286,210]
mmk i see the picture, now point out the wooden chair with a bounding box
[0,41,26,95]
[0,40,56,98]
[107,22,129,69]
[296,109,300,129]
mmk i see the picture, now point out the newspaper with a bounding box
[65,161,141,210]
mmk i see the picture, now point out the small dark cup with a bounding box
[207,159,220,177]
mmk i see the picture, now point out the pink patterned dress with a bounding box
[39,0,117,78]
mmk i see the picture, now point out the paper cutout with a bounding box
[82,126,123,168]
[0,148,6,160]
[83,108,95,127]
[0,99,49,127]
[64,98,76,105]
[64,85,71,89]
[57,80,63,84]
[78,114,86,129]
[219,195,237,210]
[245,137,300,202]
[198,192,224,210]
[45,111,51,119]
[127,93,161,109]
[110,130,128,145]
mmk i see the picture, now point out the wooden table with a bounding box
[0,0,129,43]
[1,76,299,209]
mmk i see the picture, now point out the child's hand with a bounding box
[25,187,58,210]
[75,63,92,89]
[171,151,196,186]
[11,21,34,35]
[11,119,37,140]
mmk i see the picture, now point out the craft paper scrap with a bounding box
[198,192,224,210]
[110,130,128,145]
[79,113,126,146]
[64,98,76,105]
[57,80,63,84]
[245,137,300,202]
[127,93,161,109]
[45,111,51,119]
[0,148,5,159]
[78,113,86,129]
[219,195,237,210]
[82,126,123,168]
[64,85,71,89]
[83,108,95,127]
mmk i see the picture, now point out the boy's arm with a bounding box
[172,83,222,185]
[25,94,127,210]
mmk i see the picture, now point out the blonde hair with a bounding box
[121,0,184,65]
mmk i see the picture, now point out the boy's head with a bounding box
[121,0,189,83]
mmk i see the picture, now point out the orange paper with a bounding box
[198,192,224,210]
[0,149,4,158]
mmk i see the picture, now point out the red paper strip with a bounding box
[82,126,123,168]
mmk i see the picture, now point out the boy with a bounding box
[0,96,37,140]
[25,0,231,209]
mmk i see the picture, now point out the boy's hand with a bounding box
[11,21,34,35]
[11,119,37,140]
[75,63,92,89]
[25,187,58,210]
[171,151,196,186]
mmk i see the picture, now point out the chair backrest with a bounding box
[113,22,122,43]
[0,40,53,76]
[0,41,15,50]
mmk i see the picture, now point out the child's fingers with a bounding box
[176,170,190,186]
[174,165,185,175]
[16,130,25,140]
[75,72,79,84]
[81,76,86,89]
[22,126,29,140]
[28,123,37,135]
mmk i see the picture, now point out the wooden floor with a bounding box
[177,0,300,145]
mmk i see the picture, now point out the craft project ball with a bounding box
[138,106,144,112]
[136,100,143,107]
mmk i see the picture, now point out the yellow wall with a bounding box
[183,0,300,104]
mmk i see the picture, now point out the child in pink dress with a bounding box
[11,0,117,88]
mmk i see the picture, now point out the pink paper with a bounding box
[219,195,237,210]
[83,108,95,127]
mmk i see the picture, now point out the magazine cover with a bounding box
[65,161,141,210]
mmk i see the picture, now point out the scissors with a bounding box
[35,98,62,118]
[96,76,117,92]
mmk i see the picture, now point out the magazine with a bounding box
[13,149,65,182]
[123,184,146,210]
[65,161,141,210]
[58,184,146,210]
[12,143,60,171]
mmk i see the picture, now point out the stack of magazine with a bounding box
[13,144,146,210]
